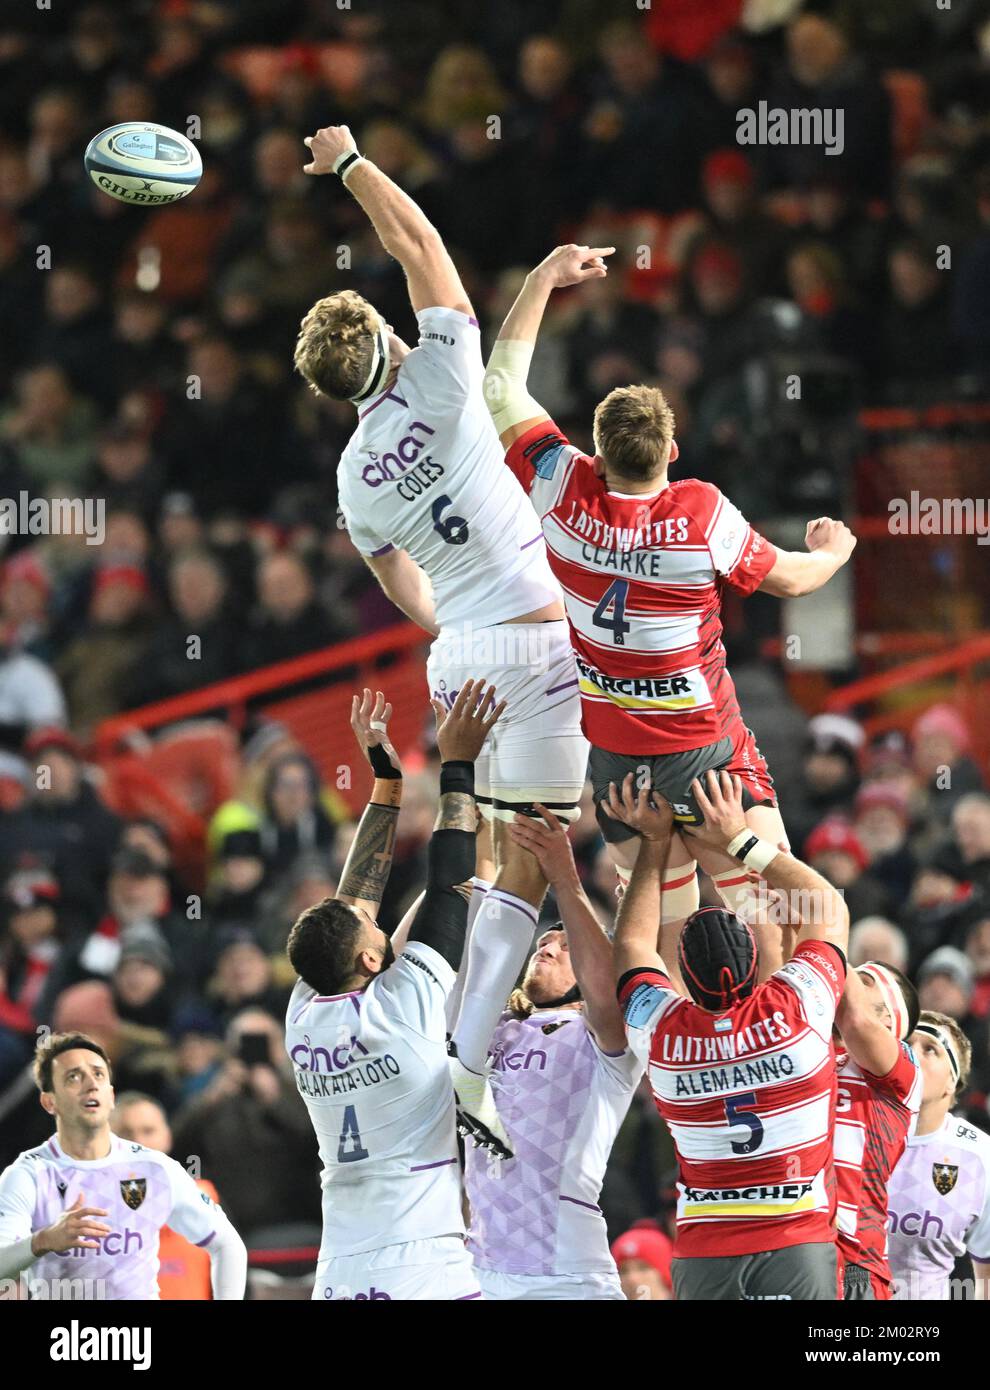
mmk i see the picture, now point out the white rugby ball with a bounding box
[84,122,202,206]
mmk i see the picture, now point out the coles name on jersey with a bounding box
[285,942,464,1261]
[834,1043,922,1286]
[619,941,845,1257]
[505,420,777,754]
[337,307,560,631]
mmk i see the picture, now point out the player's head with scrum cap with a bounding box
[511,921,581,1016]
[910,1009,970,1105]
[294,289,406,404]
[287,896,395,996]
[33,1032,114,1131]
[677,906,758,1011]
[592,383,678,487]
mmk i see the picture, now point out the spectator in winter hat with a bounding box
[912,705,984,812]
[611,1225,674,1301]
[805,816,890,921]
[55,563,153,732]
[917,946,974,1024]
[788,713,863,854]
[0,550,54,661]
[853,781,916,904]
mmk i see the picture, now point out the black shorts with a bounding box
[589,737,768,842]
[672,1242,838,1301]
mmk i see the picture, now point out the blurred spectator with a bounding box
[610,1225,674,1301]
[805,816,891,920]
[241,552,349,669]
[875,239,954,393]
[786,713,863,854]
[258,752,337,885]
[207,830,267,934]
[2,728,120,913]
[0,553,57,666]
[964,912,990,1020]
[55,564,153,732]
[206,930,286,1027]
[170,1007,321,1240]
[111,929,175,1031]
[32,262,115,409]
[953,166,990,371]
[691,149,787,295]
[917,945,980,1050]
[0,869,64,1081]
[913,705,985,812]
[853,782,916,905]
[170,1006,225,1108]
[848,916,909,972]
[87,422,165,522]
[0,363,98,490]
[951,794,990,894]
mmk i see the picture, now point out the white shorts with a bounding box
[477,1267,625,1301]
[313,1236,481,1301]
[427,619,587,823]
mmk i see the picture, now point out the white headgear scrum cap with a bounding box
[859,962,910,1040]
[349,317,391,404]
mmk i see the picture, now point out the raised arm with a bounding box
[507,805,625,1053]
[758,517,857,598]
[834,963,900,1077]
[690,771,850,957]
[335,689,403,918]
[303,123,469,315]
[484,243,614,449]
[362,548,438,636]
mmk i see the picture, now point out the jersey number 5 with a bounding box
[592,579,630,646]
[432,496,469,546]
[337,1105,370,1163]
[725,1091,764,1155]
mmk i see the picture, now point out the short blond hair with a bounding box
[592,384,676,483]
[294,289,379,400]
[917,1009,972,1094]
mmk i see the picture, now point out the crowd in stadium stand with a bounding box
[1,0,989,1277]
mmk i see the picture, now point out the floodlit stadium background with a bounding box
[0,0,989,1298]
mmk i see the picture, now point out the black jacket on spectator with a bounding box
[0,786,122,916]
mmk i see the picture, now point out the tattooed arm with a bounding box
[336,689,403,918]
[405,680,505,968]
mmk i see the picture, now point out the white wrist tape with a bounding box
[726,829,752,858]
[484,338,543,434]
[333,149,364,182]
[742,839,779,874]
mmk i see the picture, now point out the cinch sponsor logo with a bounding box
[683,1182,815,1204]
[422,332,454,347]
[888,1208,945,1239]
[360,422,436,487]
[491,1046,547,1073]
[290,1034,370,1073]
[54,1229,143,1259]
[50,1321,150,1371]
[324,1285,392,1300]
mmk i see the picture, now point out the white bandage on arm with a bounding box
[0,1236,38,1280]
[483,339,543,434]
[208,1209,248,1300]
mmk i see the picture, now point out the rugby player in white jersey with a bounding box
[294,126,588,1148]
[459,806,642,1300]
[0,1033,246,1300]
[888,1011,990,1300]
[285,680,502,1301]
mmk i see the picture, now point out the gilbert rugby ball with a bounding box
[84,122,202,206]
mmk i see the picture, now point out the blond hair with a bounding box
[593,384,676,483]
[294,289,379,400]
[918,1009,972,1094]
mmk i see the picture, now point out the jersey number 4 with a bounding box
[432,495,469,546]
[337,1105,370,1164]
[592,579,630,646]
[725,1091,764,1155]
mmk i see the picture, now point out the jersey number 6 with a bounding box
[432,495,469,546]
[724,1091,764,1155]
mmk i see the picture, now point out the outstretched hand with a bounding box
[507,804,577,888]
[303,124,357,175]
[431,680,506,764]
[604,773,674,841]
[351,688,402,776]
[531,244,616,290]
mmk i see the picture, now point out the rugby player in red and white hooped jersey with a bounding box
[610,770,850,1301]
[484,244,857,984]
[832,957,922,1300]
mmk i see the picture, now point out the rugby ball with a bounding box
[84,122,202,206]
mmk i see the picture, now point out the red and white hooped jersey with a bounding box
[505,420,777,755]
[834,1043,922,1288]
[618,940,846,1257]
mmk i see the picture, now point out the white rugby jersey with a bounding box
[337,307,561,630]
[0,1134,222,1299]
[464,1008,642,1276]
[888,1113,990,1299]
[285,942,464,1260]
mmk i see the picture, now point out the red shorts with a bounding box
[725,717,776,811]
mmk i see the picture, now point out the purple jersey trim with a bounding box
[488,889,539,927]
[467,317,480,328]
[546,678,579,696]
[358,386,408,420]
[369,543,394,557]
[410,1158,457,1173]
[457,1290,482,1299]
[314,989,362,1002]
[559,1194,601,1213]
[520,534,543,550]
[195,1231,216,1248]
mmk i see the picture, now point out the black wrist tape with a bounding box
[369,744,401,779]
[440,760,474,796]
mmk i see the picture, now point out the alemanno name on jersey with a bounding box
[618,940,846,1257]
[504,420,777,754]
[337,307,561,630]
